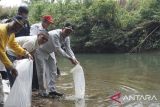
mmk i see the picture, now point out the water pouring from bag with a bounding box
[70,64,85,99]
[70,64,85,107]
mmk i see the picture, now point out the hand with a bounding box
[25,51,33,60]
[69,58,79,65]
[10,67,18,78]
[74,59,80,65]
[27,53,33,60]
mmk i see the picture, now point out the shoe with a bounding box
[32,88,38,91]
[0,103,4,107]
[49,91,64,97]
[38,92,48,97]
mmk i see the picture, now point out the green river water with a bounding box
[32,53,160,107]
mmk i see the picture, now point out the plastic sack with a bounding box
[70,64,85,99]
[75,99,85,107]
[2,80,10,102]
[0,75,4,104]
[4,59,33,107]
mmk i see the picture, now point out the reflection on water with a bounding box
[33,53,160,107]
[75,99,85,107]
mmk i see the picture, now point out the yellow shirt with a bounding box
[0,23,26,68]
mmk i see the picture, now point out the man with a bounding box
[35,23,79,97]
[1,6,30,78]
[0,15,32,106]
[5,6,30,88]
[30,15,53,35]
[1,5,30,37]
[6,30,49,87]
[30,15,54,90]
[15,5,30,37]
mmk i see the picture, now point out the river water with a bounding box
[32,53,160,107]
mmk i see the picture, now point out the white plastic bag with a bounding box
[2,80,10,102]
[4,59,33,107]
[70,64,85,99]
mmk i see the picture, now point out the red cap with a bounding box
[42,15,54,24]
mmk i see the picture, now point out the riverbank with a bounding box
[72,20,160,53]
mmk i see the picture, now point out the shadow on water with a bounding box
[32,53,160,107]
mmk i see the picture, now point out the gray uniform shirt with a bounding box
[30,23,46,36]
[38,29,76,60]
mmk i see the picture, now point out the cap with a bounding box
[65,26,74,31]
[42,15,54,24]
[64,23,74,31]
[18,6,29,14]
[13,15,27,27]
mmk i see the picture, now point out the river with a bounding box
[32,53,160,107]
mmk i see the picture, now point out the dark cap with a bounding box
[18,6,29,14]
[64,23,74,31]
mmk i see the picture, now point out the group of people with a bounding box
[0,5,79,106]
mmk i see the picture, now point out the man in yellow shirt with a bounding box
[0,15,32,105]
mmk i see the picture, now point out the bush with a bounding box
[2,0,160,53]
[0,6,16,19]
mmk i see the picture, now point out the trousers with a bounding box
[0,74,4,105]
[34,50,57,94]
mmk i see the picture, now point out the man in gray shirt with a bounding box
[35,23,79,97]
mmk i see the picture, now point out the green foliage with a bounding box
[0,7,16,19]
[1,0,160,53]
[89,0,118,27]
[28,1,47,23]
[28,0,160,53]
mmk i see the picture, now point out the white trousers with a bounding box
[0,74,4,104]
[35,50,57,94]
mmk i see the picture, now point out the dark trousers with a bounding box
[6,54,17,87]
[32,57,39,90]
[0,71,8,80]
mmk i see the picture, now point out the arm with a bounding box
[65,37,79,64]
[8,34,26,56]
[0,44,13,69]
[0,36,18,77]
[65,37,76,59]
[52,35,78,65]
[0,32,13,69]
[52,34,71,59]
[0,46,18,77]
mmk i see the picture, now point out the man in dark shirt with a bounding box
[15,5,30,37]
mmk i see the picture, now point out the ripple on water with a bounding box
[57,83,73,90]
[64,95,86,107]
[60,71,69,76]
